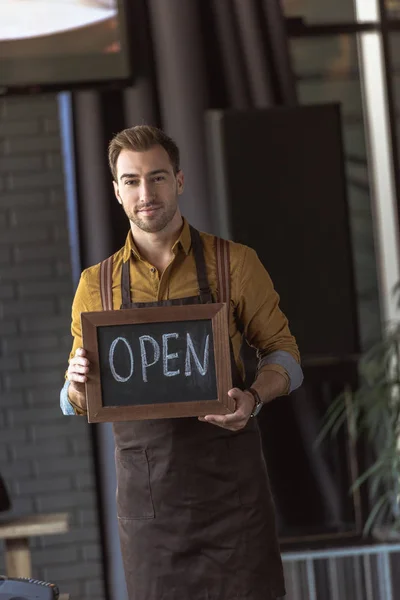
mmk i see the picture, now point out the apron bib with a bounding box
[100,227,285,600]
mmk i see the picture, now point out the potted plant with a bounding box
[317,323,400,540]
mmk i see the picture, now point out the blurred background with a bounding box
[1,0,400,598]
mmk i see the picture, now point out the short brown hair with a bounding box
[108,125,180,181]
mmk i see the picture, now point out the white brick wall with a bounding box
[0,94,106,600]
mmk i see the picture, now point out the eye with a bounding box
[125,179,139,186]
[153,175,166,183]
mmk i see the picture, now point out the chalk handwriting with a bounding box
[185,333,209,376]
[109,337,134,382]
[162,333,180,377]
[139,335,161,383]
[108,331,210,383]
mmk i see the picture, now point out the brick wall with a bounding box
[0,94,105,600]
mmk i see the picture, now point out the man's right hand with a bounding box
[67,347,90,411]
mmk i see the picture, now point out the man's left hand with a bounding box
[198,388,256,431]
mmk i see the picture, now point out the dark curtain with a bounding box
[72,0,296,258]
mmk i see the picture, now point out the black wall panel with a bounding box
[206,104,360,359]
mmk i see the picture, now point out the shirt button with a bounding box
[150,267,156,273]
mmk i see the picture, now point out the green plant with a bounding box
[316,323,400,535]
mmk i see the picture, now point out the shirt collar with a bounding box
[175,217,191,255]
[122,217,192,262]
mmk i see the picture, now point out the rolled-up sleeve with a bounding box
[60,380,75,415]
[60,271,93,416]
[235,247,303,393]
[259,350,304,393]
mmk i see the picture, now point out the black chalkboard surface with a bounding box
[81,303,234,422]
[98,318,217,406]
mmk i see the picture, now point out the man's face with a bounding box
[113,145,184,233]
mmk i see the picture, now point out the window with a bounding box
[282,0,356,24]
[289,35,382,348]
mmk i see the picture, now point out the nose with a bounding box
[139,180,155,202]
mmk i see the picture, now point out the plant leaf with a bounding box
[350,458,386,492]
[363,491,392,534]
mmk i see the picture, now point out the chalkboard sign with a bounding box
[81,303,234,422]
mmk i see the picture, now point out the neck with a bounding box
[130,211,184,267]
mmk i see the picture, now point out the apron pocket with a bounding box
[115,448,155,520]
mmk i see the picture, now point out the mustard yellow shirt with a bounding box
[67,219,300,411]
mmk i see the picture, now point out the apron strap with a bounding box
[119,227,213,306]
[100,255,114,311]
[102,229,227,310]
[121,260,131,308]
[214,236,244,388]
[189,225,213,302]
[214,236,231,305]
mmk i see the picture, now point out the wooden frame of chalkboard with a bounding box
[81,303,234,422]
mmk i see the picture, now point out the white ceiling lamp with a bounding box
[0,1,117,41]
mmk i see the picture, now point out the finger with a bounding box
[204,409,246,424]
[228,388,253,408]
[69,364,89,375]
[203,415,245,426]
[71,356,90,367]
[76,347,87,357]
[203,413,247,428]
[227,387,242,398]
[67,372,88,383]
[203,416,246,431]
[68,372,88,383]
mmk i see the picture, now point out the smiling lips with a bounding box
[137,205,160,215]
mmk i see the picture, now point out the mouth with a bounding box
[137,206,161,216]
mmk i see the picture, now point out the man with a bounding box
[61,125,303,600]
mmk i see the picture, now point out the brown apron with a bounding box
[101,227,285,600]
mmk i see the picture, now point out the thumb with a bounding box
[228,388,242,399]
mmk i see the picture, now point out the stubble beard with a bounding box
[123,199,178,234]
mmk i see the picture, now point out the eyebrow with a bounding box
[119,169,170,181]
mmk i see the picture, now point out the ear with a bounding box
[176,170,184,196]
[113,181,122,204]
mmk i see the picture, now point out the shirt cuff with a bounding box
[60,380,87,416]
[257,350,304,394]
[60,380,75,415]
